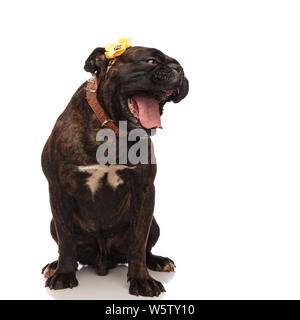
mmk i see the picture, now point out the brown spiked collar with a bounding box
[85,74,120,136]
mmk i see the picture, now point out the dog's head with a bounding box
[84,46,189,130]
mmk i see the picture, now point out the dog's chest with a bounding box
[74,164,135,232]
[74,163,156,232]
[78,164,135,196]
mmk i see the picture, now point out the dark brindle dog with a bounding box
[41,44,189,296]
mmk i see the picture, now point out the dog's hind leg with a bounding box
[42,219,58,278]
[146,218,176,272]
[42,260,58,278]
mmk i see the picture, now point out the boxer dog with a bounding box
[41,42,189,296]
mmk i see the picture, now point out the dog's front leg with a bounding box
[127,183,165,297]
[45,185,78,290]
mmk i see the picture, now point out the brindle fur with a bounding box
[41,46,189,296]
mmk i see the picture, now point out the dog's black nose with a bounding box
[168,63,182,74]
[168,63,183,85]
[152,62,182,85]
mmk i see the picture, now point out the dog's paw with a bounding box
[45,271,78,290]
[146,254,176,272]
[42,260,58,278]
[129,277,165,297]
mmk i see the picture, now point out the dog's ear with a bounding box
[173,76,189,103]
[84,47,109,74]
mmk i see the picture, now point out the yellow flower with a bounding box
[105,37,132,59]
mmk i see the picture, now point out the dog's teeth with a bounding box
[161,90,175,97]
[128,98,133,112]
[127,98,137,117]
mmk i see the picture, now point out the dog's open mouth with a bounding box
[125,89,179,129]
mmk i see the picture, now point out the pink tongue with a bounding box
[132,96,162,129]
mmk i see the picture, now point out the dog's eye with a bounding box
[147,59,157,64]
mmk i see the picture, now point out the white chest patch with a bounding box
[78,164,135,195]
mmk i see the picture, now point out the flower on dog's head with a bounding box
[105,37,132,59]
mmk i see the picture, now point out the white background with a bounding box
[0,0,300,300]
